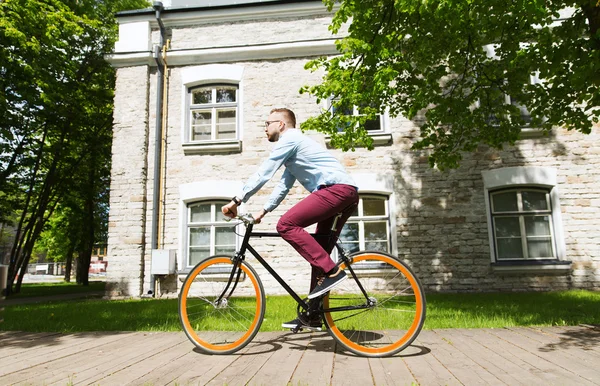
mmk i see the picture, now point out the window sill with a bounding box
[325,132,392,148]
[183,140,242,155]
[518,127,548,139]
[491,260,571,274]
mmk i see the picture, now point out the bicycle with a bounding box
[178,213,426,358]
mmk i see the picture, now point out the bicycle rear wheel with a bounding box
[178,255,265,355]
[323,251,426,357]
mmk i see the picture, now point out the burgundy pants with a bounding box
[276,184,359,292]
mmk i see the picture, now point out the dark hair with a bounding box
[270,108,296,128]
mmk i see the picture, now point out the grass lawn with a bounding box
[1,288,599,333]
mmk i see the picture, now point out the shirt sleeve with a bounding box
[237,139,296,203]
[263,169,296,212]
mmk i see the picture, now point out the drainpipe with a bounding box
[148,1,166,297]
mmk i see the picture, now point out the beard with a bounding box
[267,132,279,142]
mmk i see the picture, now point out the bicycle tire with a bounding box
[178,255,265,355]
[323,251,426,357]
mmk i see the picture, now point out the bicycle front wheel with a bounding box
[323,251,426,357]
[178,255,265,355]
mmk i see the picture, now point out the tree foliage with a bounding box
[301,0,600,169]
[0,0,148,294]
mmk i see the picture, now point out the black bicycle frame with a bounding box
[217,222,372,314]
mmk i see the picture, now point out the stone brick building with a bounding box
[106,0,599,298]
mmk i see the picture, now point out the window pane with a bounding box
[215,227,235,246]
[216,87,236,103]
[192,88,212,104]
[364,117,381,132]
[494,217,521,237]
[190,204,211,223]
[189,227,210,246]
[509,97,531,125]
[340,223,359,243]
[189,247,210,266]
[332,100,353,116]
[527,238,554,258]
[524,216,551,236]
[497,238,523,259]
[492,192,518,212]
[522,191,548,211]
[364,241,388,252]
[191,111,212,141]
[340,242,360,254]
[364,221,387,241]
[192,110,211,125]
[363,198,386,216]
[216,109,236,139]
[215,246,236,256]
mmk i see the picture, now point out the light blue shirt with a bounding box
[238,129,356,212]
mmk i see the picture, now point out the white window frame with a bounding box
[178,180,244,273]
[187,84,239,143]
[481,44,545,137]
[482,167,569,273]
[181,64,244,154]
[335,174,397,258]
[339,194,392,254]
[490,188,557,261]
[186,200,237,268]
[324,98,392,147]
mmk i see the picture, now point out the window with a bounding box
[339,195,391,254]
[482,167,569,273]
[326,98,392,146]
[188,84,238,142]
[186,200,236,267]
[180,64,244,154]
[480,44,544,133]
[331,97,384,134]
[491,189,556,260]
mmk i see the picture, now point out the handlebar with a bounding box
[223,213,256,225]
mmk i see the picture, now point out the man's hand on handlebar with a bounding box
[253,209,267,224]
[222,201,238,218]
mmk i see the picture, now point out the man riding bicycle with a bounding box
[221,107,359,330]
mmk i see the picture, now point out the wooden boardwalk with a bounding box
[1,325,599,385]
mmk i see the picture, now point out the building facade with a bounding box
[106,0,599,298]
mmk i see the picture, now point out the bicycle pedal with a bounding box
[292,326,322,332]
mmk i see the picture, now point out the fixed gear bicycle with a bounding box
[178,213,426,358]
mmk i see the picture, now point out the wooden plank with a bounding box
[537,326,600,356]
[88,333,191,386]
[248,331,314,385]
[330,350,374,386]
[400,331,462,386]
[202,332,286,386]
[59,332,183,386]
[289,332,336,386]
[369,355,418,386]
[0,332,134,378]
[433,329,538,386]
[487,328,600,384]
[0,332,63,359]
[465,328,594,386]
[417,329,508,385]
[131,338,240,386]
[0,332,140,384]
[513,327,600,362]
[168,332,281,385]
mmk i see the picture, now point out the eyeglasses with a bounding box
[265,120,282,128]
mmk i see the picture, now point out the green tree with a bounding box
[0,0,148,295]
[301,0,600,169]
